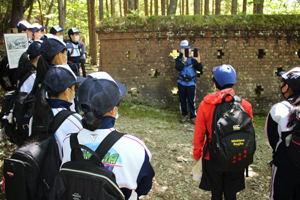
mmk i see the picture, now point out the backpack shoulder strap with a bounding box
[48,110,77,135]
[90,131,124,163]
[281,101,292,109]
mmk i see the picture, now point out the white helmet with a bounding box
[179,40,190,48]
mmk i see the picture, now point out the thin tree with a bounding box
[186,0,188,15]
[119,0,122,16]
[253,2,257,14]
[242,0,246,13]
[215,0,220,14]
[161,0,165,15]
[212,0,214,14]
[200,0,202,15]
[58,0,66,30]
[204,0,209,14]
[123,0,127,15]
[167,0,178,15]
[27,1,34,22]
[231,0,237,14]
[111,0,115,15]
[194,0,200,14]
[145,0,148,15]
[134,0,139,11]
[181,0,184,15]
[37,0,44,25]
[87,0,97,65]
[155,0,158,15]
[257,0,264,14]
[166,0,169,13]
[99,0,104,20]
[150,0,153,15]
[45,0,55,28]
[128,0,134,13]
[106,0,109,15]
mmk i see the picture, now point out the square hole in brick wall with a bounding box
[255,85,264,95]
[217,50,224,59]
[258,49,266,59]
[296,50,300,58]
[276,67,283,76]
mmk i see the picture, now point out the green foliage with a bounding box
[253,109,269,130]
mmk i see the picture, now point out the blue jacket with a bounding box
[175,53,203,86]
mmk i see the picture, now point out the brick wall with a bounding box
[97,16,300,110]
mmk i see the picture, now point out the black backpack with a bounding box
[3,110,77,200]
[0,56,17,91]
[282,101,300,170]
[49,131,125,200]
[205,94,256,172]
[1,70,36,146]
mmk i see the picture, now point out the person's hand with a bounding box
[195,52,201,63]
[194,159,200,163]
[182,53,187,64]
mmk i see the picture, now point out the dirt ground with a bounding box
[0,104,272,200]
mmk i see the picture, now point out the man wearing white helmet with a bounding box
[175,40,203,124]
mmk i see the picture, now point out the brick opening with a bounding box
[217,50,224,59]
[128,88,139,97]
[258,49,266,59]
[171,87,178,95]
[149,69,160,78]
[126,51,137,60]
[255,85,264,95]
[296,50,300,58]
[170,49,180,59]
[276,67,283,76]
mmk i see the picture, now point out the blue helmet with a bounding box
[212,64,236,88]
[179,40,190,48]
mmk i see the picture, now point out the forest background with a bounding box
[0,0,300,66]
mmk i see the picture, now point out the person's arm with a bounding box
[135,151,155,196]
[175,52,187,71]
[192,53,203,73]
[193,101,207,160]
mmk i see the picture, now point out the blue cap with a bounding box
[40,36,72,60]
[180,40,190,48]
[43,65,85,94]
[78,72,127,116]
[212,64,236,87]
[50,25,65,34]
[32,23,47,34]
[27,40,42,59]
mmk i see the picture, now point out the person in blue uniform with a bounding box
[175,40,203,124]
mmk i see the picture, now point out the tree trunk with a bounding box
[87,0,97,65]
[181,0,184,15]
[111,0,115,15]
[231,0,237,14]
[257,0,264,14]
[161,0,165,15]
[128,0,134,12]
[186,0,188,15]
[106,0,109,15]
[45,0,55,29]
[119,0,122,16]
[11,0,24,28]
[99,0,104,20]
[200,0,202,15]
[134,0,139,10]
[37,0,44,25]
[194,0,200,14]
[215,0,220,14]
[166,0,169,13]
[124,0,127,15]
[145,0,148,16]
[26,1,34,22]
[150,0,153,15]
[242,0,246,13]
[253,2,257,14]
[167,0,177,15]
[155,0,158,15]
[58,0,65,30]
[204,0,209,15]
[212,0,214,14]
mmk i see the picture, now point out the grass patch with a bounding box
[118,99,180,122]
[253,110,269,130]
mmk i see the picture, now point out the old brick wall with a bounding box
[97,16,300,110]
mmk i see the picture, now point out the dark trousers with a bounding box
[178,83,196,118]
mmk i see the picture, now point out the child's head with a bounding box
[212,64,236,90]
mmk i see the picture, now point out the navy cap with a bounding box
[212,64,236,87]
[40,36,72,60]
[50,25,65,34]
[44,65,85,94]
[279,67,300,93]
[68,27,81,36]
[16,20,35,33]
[27,40,42,59]
[78,72,127,116]
[32,23,47,34]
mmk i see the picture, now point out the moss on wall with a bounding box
[97,15,300,32]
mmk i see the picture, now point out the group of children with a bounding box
[2,20,156,200]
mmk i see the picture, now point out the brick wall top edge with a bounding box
[96,15,300,33]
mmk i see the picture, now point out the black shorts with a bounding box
[199,158,245,193]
